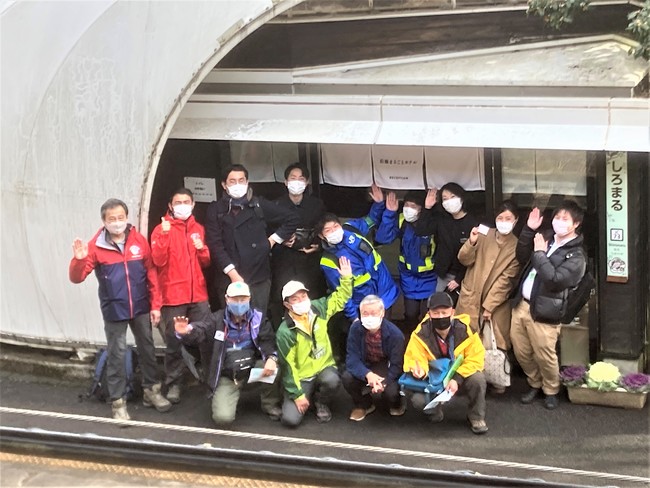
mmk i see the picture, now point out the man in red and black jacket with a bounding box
[69,198,171,420]
[150,188,211,404]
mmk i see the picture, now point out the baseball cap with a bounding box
[426,292,454,310]
[226,281,251,297]
[282,280,309,301]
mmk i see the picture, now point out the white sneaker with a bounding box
[111,398,130,421]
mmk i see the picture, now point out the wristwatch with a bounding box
[268,355,278,363]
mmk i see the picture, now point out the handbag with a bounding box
[223,348,256,382]
[481,319,511,388]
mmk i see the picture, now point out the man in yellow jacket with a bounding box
[403,292,488,434]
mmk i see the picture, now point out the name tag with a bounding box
[214,330,225,342]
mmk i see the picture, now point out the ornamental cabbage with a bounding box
[586,362,620,391]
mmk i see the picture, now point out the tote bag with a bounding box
[481,320,511,388]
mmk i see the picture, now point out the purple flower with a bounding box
[620,373,650,393]
[560,365,588,386]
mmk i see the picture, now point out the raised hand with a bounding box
[386,192,399,212]
[527,207,543,231]
[72,238,88,260]
[161,217,171,234]
[337,255,352,278]
[173,316,191,335]
[469,226,480,245]
[369,183,384,203]
[424,188,438,209]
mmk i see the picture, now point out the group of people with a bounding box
[69,161,587,434]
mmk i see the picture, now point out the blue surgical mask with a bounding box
[227,301,250,316]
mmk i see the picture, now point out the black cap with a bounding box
[426,292,454,310]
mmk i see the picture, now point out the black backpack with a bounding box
[561,270,596,324]
[87,347,140,402]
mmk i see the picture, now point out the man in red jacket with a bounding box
[150,188,211,404]
[69,198,171,420]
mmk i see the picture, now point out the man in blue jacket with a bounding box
[342,295,405,421]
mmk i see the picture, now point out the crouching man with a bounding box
[342,295,406,421]
[276,256,352,427]
[404,292,488,434]
[69,198,171,420]
[173,281,282,425]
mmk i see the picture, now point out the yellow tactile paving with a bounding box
[0,451,323,488]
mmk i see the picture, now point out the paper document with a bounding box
[423,389,454,412]
[248,367,277,384]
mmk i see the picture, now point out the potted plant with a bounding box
[560,362,649,409]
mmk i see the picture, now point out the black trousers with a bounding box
[341,361,401,409]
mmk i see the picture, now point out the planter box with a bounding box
[567,386,647,409]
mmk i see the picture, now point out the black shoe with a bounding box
[520,388,541,404]
[544,394,559,410]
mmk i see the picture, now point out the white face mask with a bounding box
[496,221,514,235]
[227,183,248,199]
[173,204,192,221]
[402,207,420,223]
[287,181,307,196]
[325,228,344,245]
[361,315,382,331]
[291,299,311,315]
[552,219,572,237]
[106,221,127,236]
[442,197,463,215]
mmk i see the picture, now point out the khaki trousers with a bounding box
[510,300,562,395]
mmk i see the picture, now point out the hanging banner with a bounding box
[272,143,300,182]
[321,144,373,187]
[229,141,275,182]
[605,152,628,283]
[371,145,425,189]
[424,147,485,191]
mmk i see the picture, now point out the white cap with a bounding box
[226,281,251,297]
[282,280,309,301]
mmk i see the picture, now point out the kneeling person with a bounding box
[404,292,488,435]
[276,256,353,427]
[174,282,282,425]
[343,295,406,421]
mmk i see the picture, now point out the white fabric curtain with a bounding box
[321,144,373,187]
[424,146,485,191]
[371,145,425,189]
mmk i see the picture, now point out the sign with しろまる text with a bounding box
[605,152,628,283]
[183,177,217,203]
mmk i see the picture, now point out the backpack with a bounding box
[561,270,596,324]
[87,347,140,402]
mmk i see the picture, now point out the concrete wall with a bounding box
[1,0,301,344]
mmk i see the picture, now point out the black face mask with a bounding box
[429,316,451,331]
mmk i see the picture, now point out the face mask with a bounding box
[291,299,311,316]
[173,204,192,221]
[106,221,127,235]
[287,181,307,196]
[442,197,462,215]
[429,316,451,331]
[552,219,571,237]
[361,316,382,331]
[227,301,250,316]
[402,207,420,223]
[227,184,248,199]
[496,221,514,235]
[325,228,344,245]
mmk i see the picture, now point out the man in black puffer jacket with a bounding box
[511,201,586,410]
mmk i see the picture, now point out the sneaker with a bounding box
[111,398,130,421]
[166,384,181,404]
[389,398,407,417]
[544,394,559,410]
[314,402,332,423]
[427,406,444,423]
[266,406,282,421]
[349,405,376,422]
[520,387,541,404]
[469,418,489,435]
[143,384,172,412]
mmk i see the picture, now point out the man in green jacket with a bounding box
[276,256,352,427]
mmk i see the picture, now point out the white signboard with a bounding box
[605,152,628,283]
[372,145,425,189]
[183,177,217,203]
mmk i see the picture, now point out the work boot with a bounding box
[520,387,541,404]
[143,384,172,412]
[314,402,332,423]
[166,384,181,404]
[111,398,130,421]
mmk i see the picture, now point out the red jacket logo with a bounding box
[129,245,142,258]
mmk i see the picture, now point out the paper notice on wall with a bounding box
[272,143,300,182]
[372,145,425,189]
[183,177,217,203]
[321,144,373,187]
[229,141,275,182]
[424,147,485,191]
